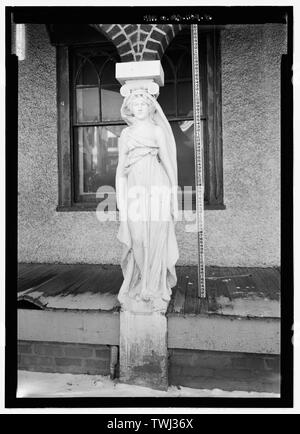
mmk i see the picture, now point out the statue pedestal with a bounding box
[119,297,169,391]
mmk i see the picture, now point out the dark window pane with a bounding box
[101,59,119,85]
[76,58,99,86]
[177,52,192,79]
[161,55,175,81]
[101,85,123,121]
[167,48,186,66]
[177,81,193,117]
[75,125,126,194]
[76,87,100,122]
[171,121,195,190]
[158,83,176,117]
[92,54,109,73]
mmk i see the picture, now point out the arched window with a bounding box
[55,24,223,210]
[71,45,126,200]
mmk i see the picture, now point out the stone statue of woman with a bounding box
[116,87,179,312]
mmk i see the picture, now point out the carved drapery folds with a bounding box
[90,24,183,61]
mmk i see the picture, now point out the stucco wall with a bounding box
[18,24,286,266]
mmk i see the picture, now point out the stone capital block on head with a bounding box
[115,60,164,86]
[115,60,164,97]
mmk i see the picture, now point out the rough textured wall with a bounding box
[18,24,286,266]
[211,23,286,266]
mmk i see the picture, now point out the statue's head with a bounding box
[121,90,157,125]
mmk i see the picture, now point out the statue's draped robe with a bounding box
[116,127,179,304]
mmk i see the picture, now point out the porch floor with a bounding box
[17,263,280,318]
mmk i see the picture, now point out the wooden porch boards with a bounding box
[17,263,280,318]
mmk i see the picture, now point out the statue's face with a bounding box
[130,96,150,121]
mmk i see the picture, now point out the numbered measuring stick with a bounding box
[191,24,206,299]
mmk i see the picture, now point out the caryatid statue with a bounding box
[115,79,179,314]
[115,61,179,390]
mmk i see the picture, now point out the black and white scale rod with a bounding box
[191,24,206,299]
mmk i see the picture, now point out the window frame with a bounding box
[70,46,125,203]
[56,28,225,212]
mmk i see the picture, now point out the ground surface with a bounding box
[17,370,280,398]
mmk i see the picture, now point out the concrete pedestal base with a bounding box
[119,308,168,391]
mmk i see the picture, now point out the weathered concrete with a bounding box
[167,314,280,355]
[18,24,286,267]
[18,308,280,354]
[119,310,168,390]
[18,309,120,345]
